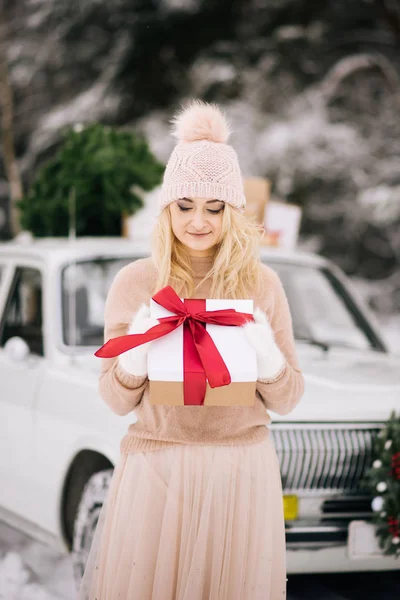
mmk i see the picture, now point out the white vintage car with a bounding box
[0,236,399,588]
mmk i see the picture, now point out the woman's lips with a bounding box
[188,232,210,237]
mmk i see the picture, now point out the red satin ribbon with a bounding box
[182,299,207,405]
[95,286,253,405]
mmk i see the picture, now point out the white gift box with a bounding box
[148,298,257,406]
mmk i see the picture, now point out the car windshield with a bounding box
[266,261,382,351]
[61,256,382,351]
[61,257,135,347]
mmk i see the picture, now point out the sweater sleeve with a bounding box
[98,261,152,416]
[255,266,305,415]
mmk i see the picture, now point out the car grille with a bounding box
[270,424,382,493]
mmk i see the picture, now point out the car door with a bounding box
[0,262,47,521]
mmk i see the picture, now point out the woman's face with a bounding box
[169,196,225,256]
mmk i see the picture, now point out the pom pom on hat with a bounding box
[170,99,231,143]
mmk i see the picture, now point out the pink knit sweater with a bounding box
[99,254,305,454]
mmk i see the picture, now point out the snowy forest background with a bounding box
[1,0,400,323]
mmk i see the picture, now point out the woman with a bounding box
[78,100,304,600]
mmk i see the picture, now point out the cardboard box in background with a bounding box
[264,200,302,250]
[243,177,270,225]
[242,177,302,249]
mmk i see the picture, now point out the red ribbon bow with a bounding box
[95,285,253,405]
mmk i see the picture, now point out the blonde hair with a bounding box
[152,204,263,299]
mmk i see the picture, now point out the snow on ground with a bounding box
[0,522,75,600]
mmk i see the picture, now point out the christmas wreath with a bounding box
[360,410,400,557]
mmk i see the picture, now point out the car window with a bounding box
[0,267,44,356]
[265,261,378,351]
[61,257,134,347]
[60,256,382,351]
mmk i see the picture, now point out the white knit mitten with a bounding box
[118,304,158,377]
[243,307,286,381]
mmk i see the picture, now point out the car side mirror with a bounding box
[4,337,30,362]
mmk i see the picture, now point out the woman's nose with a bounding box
[191,211,206,230]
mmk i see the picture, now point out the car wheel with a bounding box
[71,468,113,590]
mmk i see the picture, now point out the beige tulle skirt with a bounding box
[78,433,287,600]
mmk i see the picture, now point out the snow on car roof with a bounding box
[0,236,149,263]
[258,246,329,267]
[0,235,330,268]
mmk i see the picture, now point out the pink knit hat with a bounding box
[159,100,246,211]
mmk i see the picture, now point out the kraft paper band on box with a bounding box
[148,297,257,407]
[93,286,257,407]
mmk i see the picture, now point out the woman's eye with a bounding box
[177,205,224,214]
[207,208,224,214]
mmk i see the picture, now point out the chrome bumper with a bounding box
[286,542,400,574]
[284,493,400,572]
[285,492,375,546]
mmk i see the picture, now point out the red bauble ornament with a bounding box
[387,516,400,539]
[391,452,400,481]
